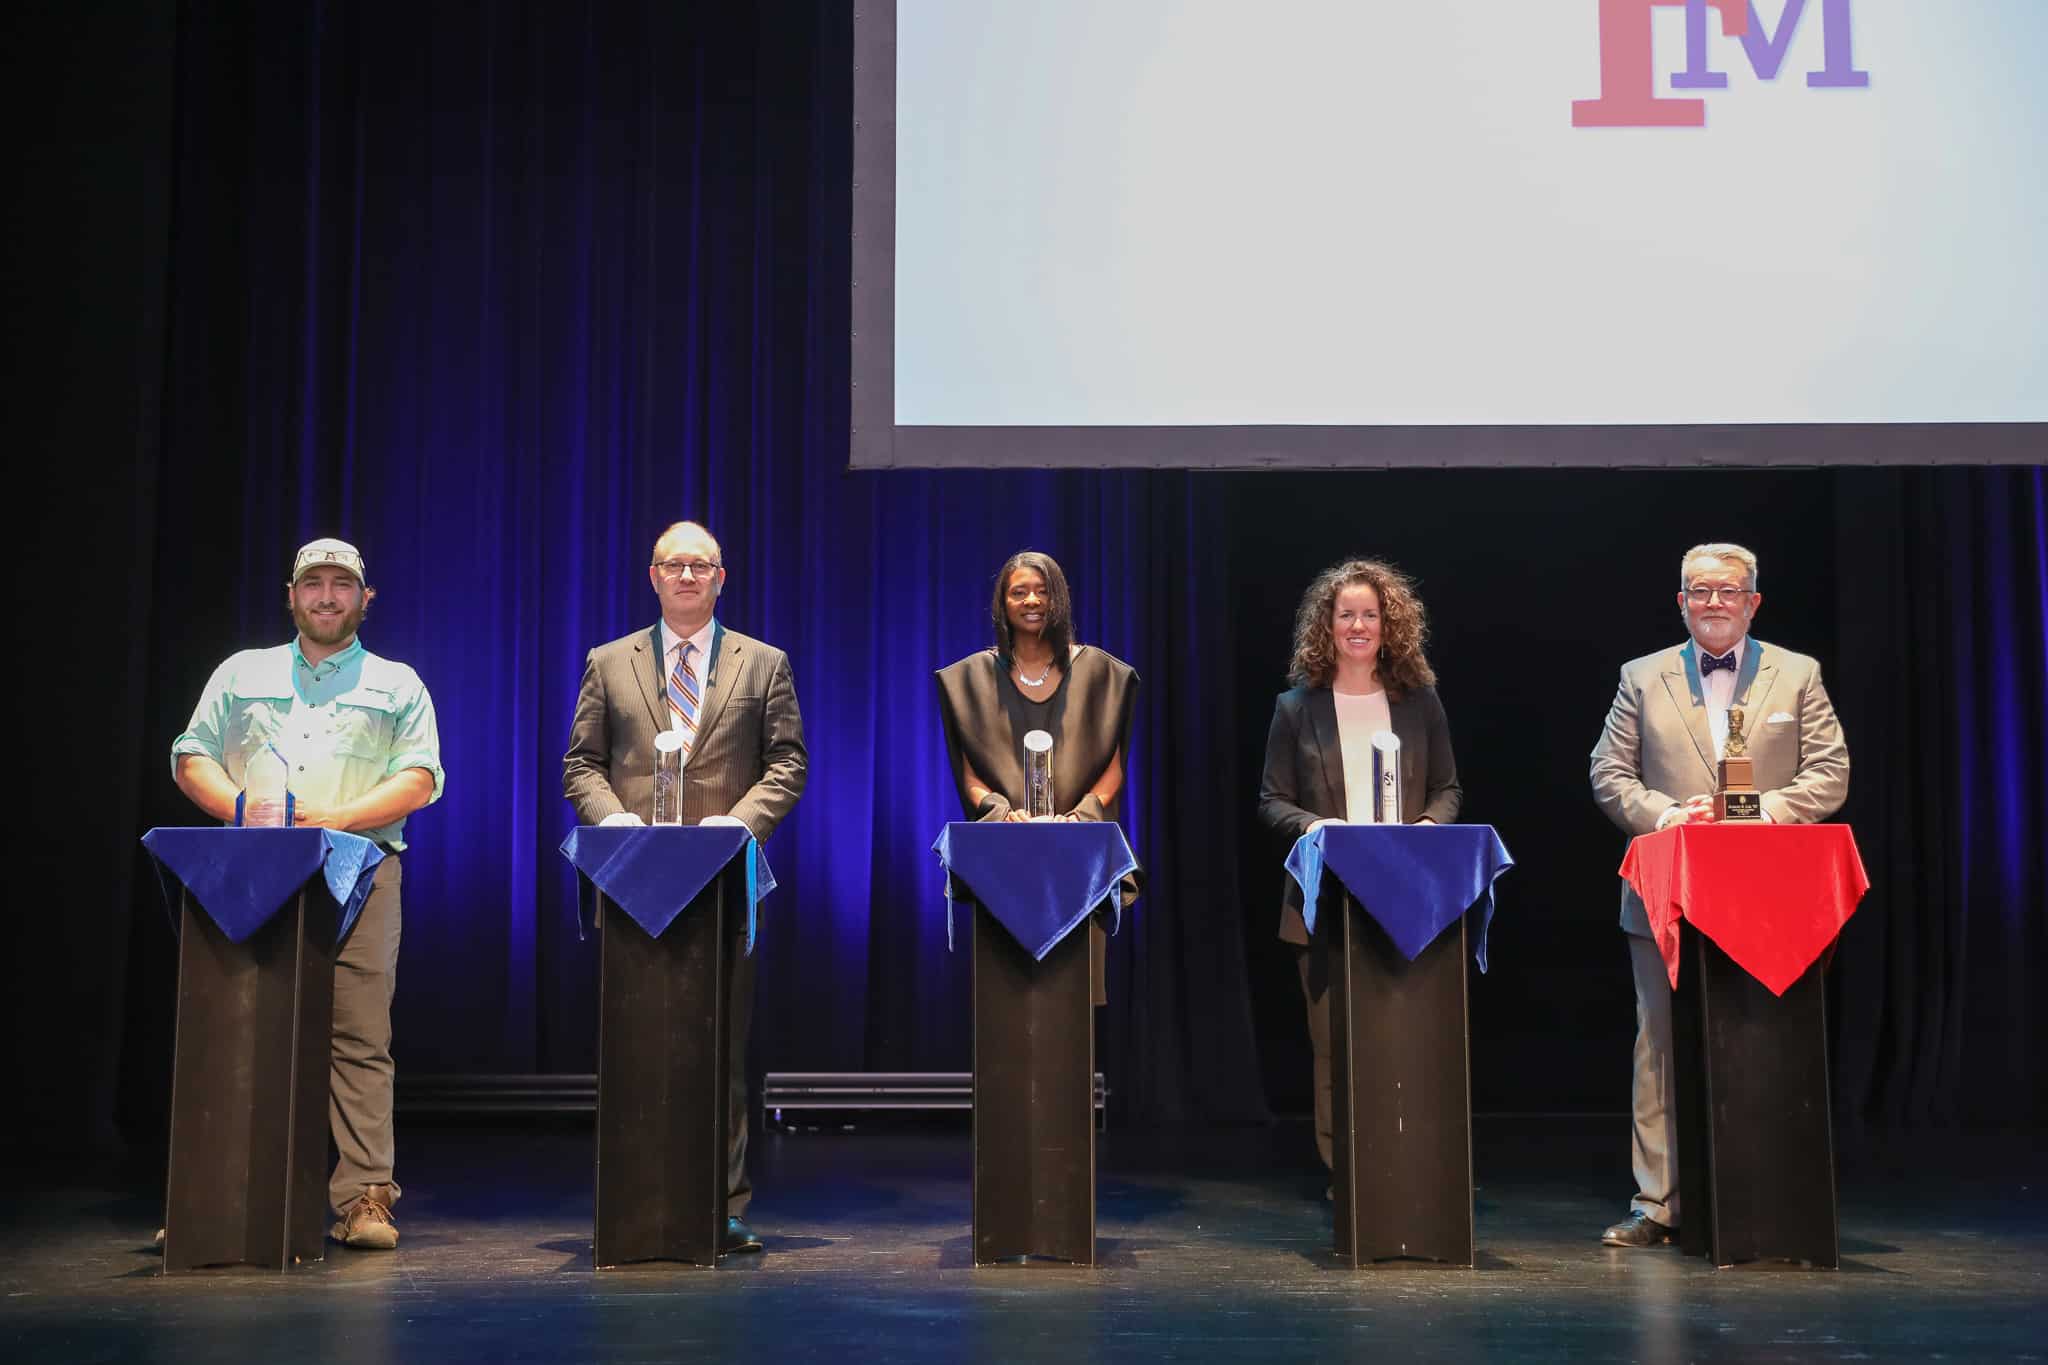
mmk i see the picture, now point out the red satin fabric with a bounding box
[1619,824,1870,996]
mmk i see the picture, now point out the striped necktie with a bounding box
[667,641,700,757]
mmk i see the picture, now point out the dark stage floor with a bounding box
[2,1120,2042,1363]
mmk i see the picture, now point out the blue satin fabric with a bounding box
[932,821,1138,960]
[140,827,385,944]
[558,825,773,954]
[1287,824,1515,970]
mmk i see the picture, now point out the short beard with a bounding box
[293,600,366,647]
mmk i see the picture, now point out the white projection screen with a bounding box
[850,0,2047,468]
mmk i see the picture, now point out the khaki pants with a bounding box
[330,854,402,1217]
[1627,931,1679,1225]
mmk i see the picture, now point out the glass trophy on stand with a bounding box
[653,730,686,825]
[1023,729,1055,820]
[1369,730,1403,824]
[236,741,293,827]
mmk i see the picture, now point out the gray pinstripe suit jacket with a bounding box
[563,620,807,842]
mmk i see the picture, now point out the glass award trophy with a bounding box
[1023,729,1055,820]
[1369,730,1403,825]
[235,741,294,827]
[652,730,686,825]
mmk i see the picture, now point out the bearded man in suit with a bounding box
[563,519,807,1254]
[1588,542,1849,1248]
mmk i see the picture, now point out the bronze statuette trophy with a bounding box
[1713,706,1764,822]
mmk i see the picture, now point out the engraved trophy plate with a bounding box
[1713,706,1763,822]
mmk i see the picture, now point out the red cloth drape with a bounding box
[1619,824,1870,996]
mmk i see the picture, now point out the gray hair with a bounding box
[1679,542,1758,591]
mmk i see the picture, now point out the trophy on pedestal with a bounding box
[1713,707,1763,822]
[653,730,685,825]
[1023,729,1055,820]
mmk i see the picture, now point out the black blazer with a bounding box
[1257,683,1462,945]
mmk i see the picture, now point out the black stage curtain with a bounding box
[1830,470,2046,1134]
[7,3,2041,1162]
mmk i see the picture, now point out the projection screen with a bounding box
[851,0,2047,468]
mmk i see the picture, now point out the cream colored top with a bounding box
[1333,688,1392,824]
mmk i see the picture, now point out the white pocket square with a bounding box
[1767,711,1794,724]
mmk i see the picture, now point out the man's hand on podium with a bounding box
[1658,794,1719,829]
[699,814,753,835]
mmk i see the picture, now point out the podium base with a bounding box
[971,901,1099,1267]
[163,889,336,1273]
[1331,895,1474,1268]
[1673,925,1840,1268]
[593,867,737,1269]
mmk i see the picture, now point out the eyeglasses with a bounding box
[654,559,721,581]
[1684,584,1752,605]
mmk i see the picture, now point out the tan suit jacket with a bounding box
[563,621,807,843]
[1590,636,1848,936]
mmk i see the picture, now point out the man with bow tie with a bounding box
[1588,542,1849,1248]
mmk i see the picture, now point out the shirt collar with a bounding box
[1690,635,1746,667]
[293,634,366,679]
[659,617,717,664]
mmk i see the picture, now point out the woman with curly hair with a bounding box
[1256,558,1461,1176]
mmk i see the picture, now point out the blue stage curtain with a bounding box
[53,3,2029,1155]
[134,0,1268,1123]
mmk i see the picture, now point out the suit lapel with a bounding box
[1307,688,1346,814]
[633,625,666,734]
[1663,642,1717,776]
[1735,639,1774,712]
[1388,691,1427,819]
[689,621,738,745]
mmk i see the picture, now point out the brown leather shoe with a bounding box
[331,1185,400,1250]
[1601,1211,1678,1247]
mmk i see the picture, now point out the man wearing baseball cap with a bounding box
[170,537,444,1250]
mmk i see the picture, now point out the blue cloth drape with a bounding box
[1286,824,1514,970]
[559,825,771,952]
[932,822,1138,960]
[140,827,384,943]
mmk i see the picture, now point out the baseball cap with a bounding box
[289,537,366,586]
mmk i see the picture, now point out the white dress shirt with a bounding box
[1700,635,1746,761]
